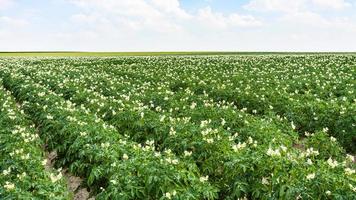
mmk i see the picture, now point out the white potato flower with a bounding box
[267,148,281,157]
[346,154,354,162]
[344,168,355,175]
[306,173,315,180]
[4,182,15,190]
[200,175,209,182]
[291,121,296,130]
[122,153,129,160]
[330,136,336,142]
[184,151,192,157]
[50,172,62,183]
[262,177,269,185]
[42,159,47,166]
[165,192,171,199]
[327,158,338,168]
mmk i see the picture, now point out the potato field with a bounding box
[0,55,355,199]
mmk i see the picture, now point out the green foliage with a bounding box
[304,131,345,160]
[0,55,355,199]
[0,81,71,199]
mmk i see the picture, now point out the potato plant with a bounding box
[0,55,355,199]
[0,80,71,199]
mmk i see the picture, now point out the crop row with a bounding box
[0,70,217,199]
[11,55,355,152]
[15,56,355,151]
[13,58,302,198]
[123,56,355,152]
[0,79,70,199]
[2,58,355,199]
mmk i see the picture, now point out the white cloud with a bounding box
[69,0,188,20]
[244,0,353,13]
[71,13,97,23]
[243,0,356,46]
[150,0,191,19]
[229,13,263,27]
[53,0,263,51]
[0,0,14,10]
[311,0,351,10]
[0,16,28,27]
[281,11,356,31]
[244,0,307,13]
[69,0,262,33]
[68,0,187,33]
[197,6,262,29]
[280,11,327,26]
[1,0,356,51]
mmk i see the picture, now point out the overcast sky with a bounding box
[1,0,356,51]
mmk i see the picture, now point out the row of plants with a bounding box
[98,55,356,152]
[0,69,218,199]
[18,56,354,154]
[5,58,355,199]
[0,79,71,199]
[22,55,354,152]
[11,57,300,198]
[188,79,355,153]
[117,55,355,152]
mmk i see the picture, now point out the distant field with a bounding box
[1,51,356,57]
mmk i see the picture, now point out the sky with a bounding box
[0,0,356,52]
